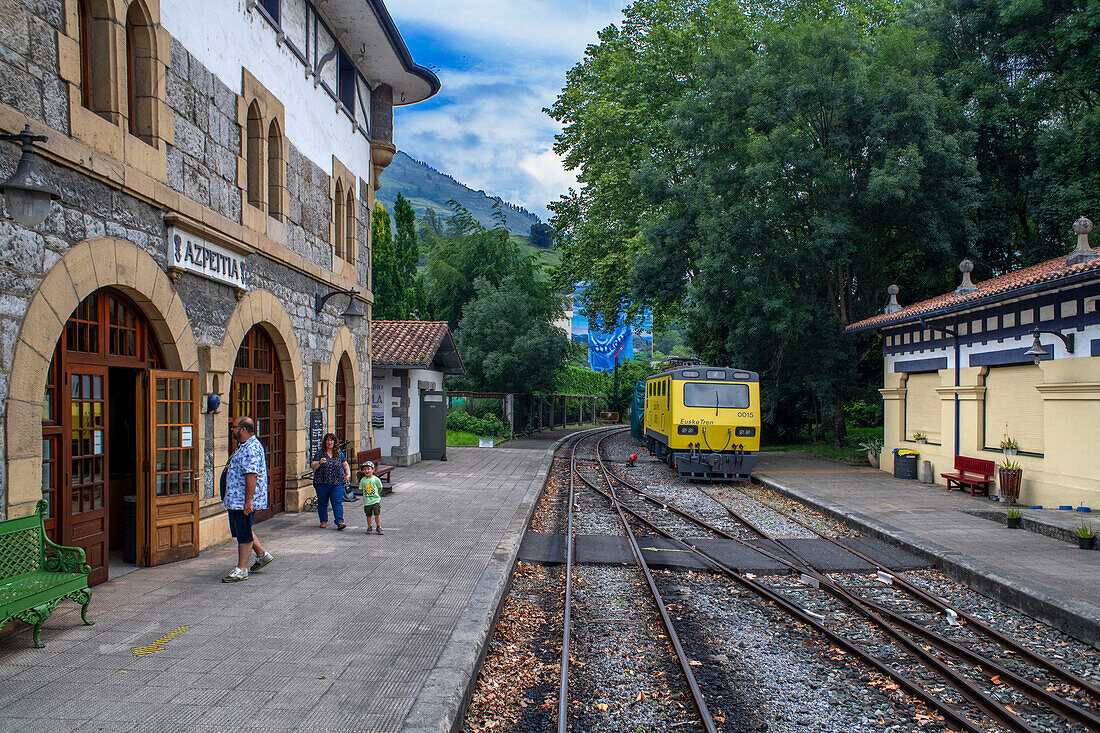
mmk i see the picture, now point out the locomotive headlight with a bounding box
[677,425,699,435]
[734,426,756,437]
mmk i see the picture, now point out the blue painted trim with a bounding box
[1092,338,1100,357]
[893,357,947,373]
[969,347,1051,367]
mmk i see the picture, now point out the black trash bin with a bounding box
[122,495,137,564]
[893,453,918,480]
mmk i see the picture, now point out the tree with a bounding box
[529,223,554,249]
[423,202,527,331]
[393,193,421,318]
[456,272,568,394]
[371,203,403,320]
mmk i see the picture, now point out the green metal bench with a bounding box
[1,500,93,648]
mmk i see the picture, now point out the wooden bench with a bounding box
[1,500,94,648]
[357,447,395,494]
[941,456,995,496]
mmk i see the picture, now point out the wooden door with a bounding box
[65,366,109,585]
[230,326,286,522]
[144,370,200,565]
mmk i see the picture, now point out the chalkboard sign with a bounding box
[309,409,324,459]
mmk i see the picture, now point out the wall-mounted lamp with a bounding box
[315,288,365,328]
[0,125,60,228]
[1023,328,1075,365]
[204,393,221,414]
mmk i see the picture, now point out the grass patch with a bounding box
[764,426,884,464]
[447,429,483,446]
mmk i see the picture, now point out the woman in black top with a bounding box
[310,432,350,529]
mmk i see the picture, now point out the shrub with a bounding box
[845,399,884,428]
[447,408,506,437]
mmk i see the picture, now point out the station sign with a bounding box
[167,226,247,290]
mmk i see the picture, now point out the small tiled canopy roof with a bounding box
[371,321,465,375]
[846,248,1100,333]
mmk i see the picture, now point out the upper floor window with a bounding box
[246,101,264,211]
[334,179,346,260]
[260,0,280,25]
[338,48,355,115]
[267,118,284,221]
[125,0,158,145]
[78,0,115,123]
[345,187,355,264]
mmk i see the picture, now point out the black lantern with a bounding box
[315,288,365,328]
[0,125,61,228]
[1023,328,1074,366]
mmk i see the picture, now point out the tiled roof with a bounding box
[371,320,465,374]
[846,249,1100,332]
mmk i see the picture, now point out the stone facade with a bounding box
[0,0,437,578]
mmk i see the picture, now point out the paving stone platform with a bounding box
[0,440,563,733]
[755,452,1100,647]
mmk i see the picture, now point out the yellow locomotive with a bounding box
[642,365,761,481]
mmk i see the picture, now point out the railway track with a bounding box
[463,429,1099,733]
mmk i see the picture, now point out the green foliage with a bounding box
[846,399,884,428]
[529,223,554,249]
[1006,508,1021,519]
[609,359,656,417]
[447,429,484,446]
[1075,522,1096,539]
[554,365,611,396]
[856,436,884,454]
[446,409,506,438]
[423,201,527,330]
[370,203,401,320]
[456,272,568,394]
[550,1,976,447]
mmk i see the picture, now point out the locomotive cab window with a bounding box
[683,382,749,409]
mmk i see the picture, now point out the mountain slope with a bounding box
[375,151,540,237]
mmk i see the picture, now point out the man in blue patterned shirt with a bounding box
[223,417,274,582]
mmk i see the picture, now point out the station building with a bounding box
[847,219,1100,509]
[0,0,438,584]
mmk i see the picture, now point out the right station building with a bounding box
[846,217,1100,509]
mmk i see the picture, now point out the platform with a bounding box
[0,441,561,733]
[755,452,1100,647]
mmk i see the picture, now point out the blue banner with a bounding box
[589,327,633,373]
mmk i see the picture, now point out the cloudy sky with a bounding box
[386,0,628,221]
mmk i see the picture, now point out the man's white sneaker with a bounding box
[222,567,249,583]
[249,552,274,572]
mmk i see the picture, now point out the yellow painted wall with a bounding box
[879,356,1100,509]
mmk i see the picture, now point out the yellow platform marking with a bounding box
[132,625,190,657]
[881,503,900,510]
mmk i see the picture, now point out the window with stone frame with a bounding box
[345,187,356,264]
[334,179,346,260]
[267,118,284,221]
[246,100,265,211]
[77,0,116,123]
[124,0,158,146]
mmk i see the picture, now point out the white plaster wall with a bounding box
[161,1,373,184]
[372,368,402,459]
[408,369,444,458]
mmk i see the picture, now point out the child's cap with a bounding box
[364,461,375,468]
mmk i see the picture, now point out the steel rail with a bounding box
[599,466,1091,731]
[573,458,989,733]
[556,428,590,732]
[724,482,1100,700]
[583,430,719,733]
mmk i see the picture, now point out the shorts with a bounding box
[227,509,254,543]
[364,503,381,517]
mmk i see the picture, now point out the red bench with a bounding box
[941,456,995,496]
[357,447,395,494]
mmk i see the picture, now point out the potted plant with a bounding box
[858,437,885,469]
[998,459,1022,503]
[1075,522,1096,550]
[1000,435,1019,456]
[913,432,927,445]
[1005,507,1022,529]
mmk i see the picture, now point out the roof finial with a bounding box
[955,259,978,295]
[1067,216,1096,266]
[884,284,901,314]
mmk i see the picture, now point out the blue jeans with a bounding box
[314,483,344,524]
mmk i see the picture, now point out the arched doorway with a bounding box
[335,358,348,447]
[229,325,286,520]
[42,287,200,584]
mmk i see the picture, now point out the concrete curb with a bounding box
[754,472,1100,649]
[400,430,581,733]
